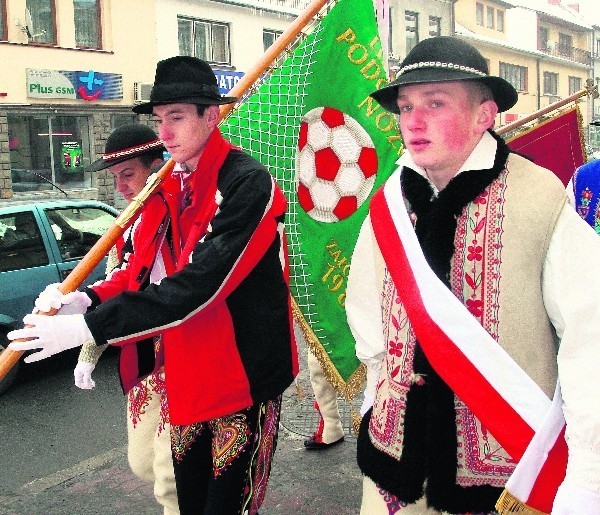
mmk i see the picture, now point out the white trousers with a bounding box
[307,349,345,443]
[127,375,179,515]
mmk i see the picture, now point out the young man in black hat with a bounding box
[9,56,298,515]
[345,36,600,514]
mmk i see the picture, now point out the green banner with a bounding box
[221,0,402,395]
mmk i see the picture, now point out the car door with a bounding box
[0,208,61,326]
[40,204,117,286]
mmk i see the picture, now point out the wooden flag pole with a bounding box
[0,0,332,384]
[497,78,599,137]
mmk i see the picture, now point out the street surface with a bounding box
[0,336,363,514]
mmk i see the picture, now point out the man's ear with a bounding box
[205,104,220,128]
[478,99,499,131]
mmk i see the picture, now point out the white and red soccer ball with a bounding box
[296,106,378,223]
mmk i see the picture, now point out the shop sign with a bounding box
[212,69,244,95]
[26,69,123,101]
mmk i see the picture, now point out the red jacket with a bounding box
[85,130,298,424]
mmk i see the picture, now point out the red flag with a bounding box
[505,105,586,187]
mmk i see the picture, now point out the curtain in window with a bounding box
[194,21,210,61]
[178,18,193,56]
[0,1,6,40]
[74,0,99,48]
[26,0,54,43]
[212,24,229,63]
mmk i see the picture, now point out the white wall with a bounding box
[155,0,298,74]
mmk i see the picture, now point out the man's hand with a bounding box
[34,283,91,315]
[552,480,600,514]
[74,362,96,389]
[7,314,93,363]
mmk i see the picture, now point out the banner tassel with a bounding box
[496,489,548,515]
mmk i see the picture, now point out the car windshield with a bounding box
[45,207,115,261]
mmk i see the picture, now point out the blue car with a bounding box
[0,199,118,394]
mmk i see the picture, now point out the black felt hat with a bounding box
[86,124,164,172]
[132,56,237,114]
[371,36,518,114]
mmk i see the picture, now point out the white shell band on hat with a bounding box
[396,61,489,79]
[102,139,163,161]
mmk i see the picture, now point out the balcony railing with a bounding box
[538,42,591,66]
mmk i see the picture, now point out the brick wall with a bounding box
[0,113,12,199]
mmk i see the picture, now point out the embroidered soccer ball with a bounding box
[296,106,378,223]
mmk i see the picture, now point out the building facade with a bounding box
[455,0,593,128]
[0,0,308,203]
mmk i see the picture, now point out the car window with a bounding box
[0,212,49,272]
[45,207,115,262]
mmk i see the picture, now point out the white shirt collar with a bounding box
[396,131,498,194]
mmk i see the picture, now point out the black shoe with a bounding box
[303,435,344,450]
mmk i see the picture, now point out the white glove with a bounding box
[552,480,600,514]
[34,283,92,315]
[7,314,93,363]
[74,362,96,389]
[360,391,375,417]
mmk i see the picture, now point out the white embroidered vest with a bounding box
[368,154,566,488]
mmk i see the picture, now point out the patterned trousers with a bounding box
[170,397,282,515]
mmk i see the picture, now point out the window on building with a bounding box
[596,38,600,57]
[429,16,441,38]
[539,26,549,51]
[543,72,559,96]
[74,0,100,49]
[499,62,527,92]
[0,0,7,41]
[558,33,573,59]
[497,10,505,32]
[263,29,283,52]
[486,6,495,29]
[7,114,92,192]
[405,11,419,54]
[111,114,136,130]
[178,17,230,65]
[569,76,582,95]
[476,2,484,26]
[25,0,56,44]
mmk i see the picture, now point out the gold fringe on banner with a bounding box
[291,296,366,434]
[495,489,549,515]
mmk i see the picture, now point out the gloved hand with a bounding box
[74,362,96,389]
[360,391,375,417]
[7,314,93,363]
[34,283,92,315]
[552,480,600,514]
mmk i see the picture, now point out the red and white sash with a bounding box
[369,170,567,513]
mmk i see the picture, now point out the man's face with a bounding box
[396,81,494,180]
[152,103,219,171]
[109,158,154,202]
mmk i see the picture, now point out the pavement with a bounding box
[0,337,365,515]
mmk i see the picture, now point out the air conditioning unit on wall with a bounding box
[133,82,153,103]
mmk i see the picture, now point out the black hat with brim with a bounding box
[86,124,164,172]
[371,36,518,114]
[132,56,237,114]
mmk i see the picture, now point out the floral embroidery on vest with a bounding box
[451,170,516,487]
[577,187,593,220]
[368,269,418,458]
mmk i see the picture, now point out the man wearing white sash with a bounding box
[346,36,600,514]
